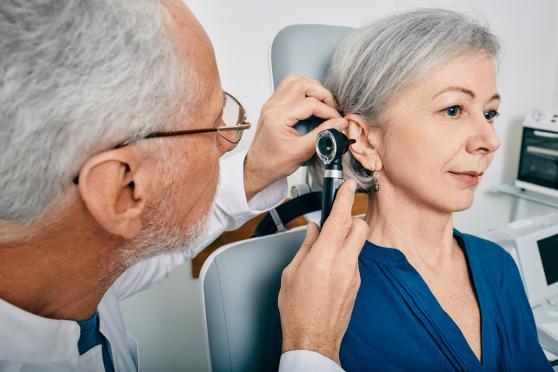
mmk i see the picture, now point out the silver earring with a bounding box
[372,170,380,192]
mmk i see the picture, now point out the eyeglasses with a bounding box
[73,91,250,184]
[119,91,250,147]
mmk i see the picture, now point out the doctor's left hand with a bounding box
[243,74,347,200]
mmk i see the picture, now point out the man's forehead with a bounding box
[160,0,217,71]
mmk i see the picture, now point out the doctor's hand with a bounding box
[278,180,369,365]
[243,74,347,200]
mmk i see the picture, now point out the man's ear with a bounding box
[77,147,151,239]
[343,114,383,171]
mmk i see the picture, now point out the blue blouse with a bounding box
[340,229,551,371]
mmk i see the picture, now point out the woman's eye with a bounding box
[442,105,462,118]
[484,109,500,123]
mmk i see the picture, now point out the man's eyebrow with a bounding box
[433,86,500,102]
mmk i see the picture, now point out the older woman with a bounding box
[310,9,551,371]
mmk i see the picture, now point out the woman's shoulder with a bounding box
[454,229,518,274]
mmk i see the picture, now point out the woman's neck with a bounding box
[365,183,456,267]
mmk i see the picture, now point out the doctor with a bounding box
[0,0,367,371]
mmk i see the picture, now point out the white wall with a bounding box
[120,1,558,371]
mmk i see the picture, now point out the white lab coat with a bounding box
[0,150,342,372]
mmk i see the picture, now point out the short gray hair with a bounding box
[0,0,195,223]
[310,9,500,192]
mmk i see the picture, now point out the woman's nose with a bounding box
[466,115,501,154]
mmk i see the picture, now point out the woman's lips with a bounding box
[449,171,483,186]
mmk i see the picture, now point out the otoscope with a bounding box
[315,128,356,228]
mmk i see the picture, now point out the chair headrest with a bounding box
[271,24,353,86]
[270,24,353,134]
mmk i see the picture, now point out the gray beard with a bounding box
[119,161,219,270]
[120,205,211,269]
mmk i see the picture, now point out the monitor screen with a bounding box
[538,233,558,285]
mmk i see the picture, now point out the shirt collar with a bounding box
[0,297,80,362]
[361,228,467,265]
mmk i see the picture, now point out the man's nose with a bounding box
[465,115,501,154]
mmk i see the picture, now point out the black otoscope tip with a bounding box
[348,138,356,145]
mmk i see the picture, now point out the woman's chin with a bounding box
[447,193,475,212]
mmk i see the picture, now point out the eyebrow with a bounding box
[433,86,500,102]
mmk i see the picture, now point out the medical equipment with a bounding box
[515,109,558,198]
[315,128,355,227]
[485,213,558,357]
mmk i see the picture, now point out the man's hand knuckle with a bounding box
[261,108,277,123]
[284,73,298,82]
[356,276,362,289]
[340,217,352,231]
[353,218,369,233]
[282,266,292,280]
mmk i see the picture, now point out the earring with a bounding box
[372,170,380,192]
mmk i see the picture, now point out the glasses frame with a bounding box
[73,91,250,184]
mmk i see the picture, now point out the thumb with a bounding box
[297,118,348,159]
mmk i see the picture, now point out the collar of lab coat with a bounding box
[0,297,81,362]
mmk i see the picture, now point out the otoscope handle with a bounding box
[320,166,344,228]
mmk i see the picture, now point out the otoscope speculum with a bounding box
[316,129,355,165]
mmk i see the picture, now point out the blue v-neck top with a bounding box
[340,229,551,371]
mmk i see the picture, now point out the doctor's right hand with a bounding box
[278,179,369,365]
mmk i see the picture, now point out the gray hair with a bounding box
[310,9,500,192]
[0,0,195,224]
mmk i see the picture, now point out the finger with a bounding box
[316,180,357,248]
[274,76,337,108]
[272,74,303,102]
[284,97,341,126]
[288,222,320,270]
[342,217,369,259]
[299,84,337,108]
[294,117,348,159]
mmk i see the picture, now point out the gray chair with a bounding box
[200,228,306,372]
[199,24,353,372]
[271,24,353,89]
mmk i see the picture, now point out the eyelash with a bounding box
[441,105,500,123]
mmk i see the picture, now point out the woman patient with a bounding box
[309,9,550,371]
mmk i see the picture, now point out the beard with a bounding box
[118,153,219,269]
[119,192,213,269]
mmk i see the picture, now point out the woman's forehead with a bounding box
[422,53,498,95]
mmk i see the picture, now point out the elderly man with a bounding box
[0,0,368,371]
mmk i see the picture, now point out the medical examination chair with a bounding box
[199,24,352,372]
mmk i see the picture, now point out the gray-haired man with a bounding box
[0,0,368,371]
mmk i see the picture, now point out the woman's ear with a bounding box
[343,114,383,171]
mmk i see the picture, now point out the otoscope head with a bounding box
[315,128,355,165]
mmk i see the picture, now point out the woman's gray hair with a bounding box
[0,0,196,223]
[310,9,500,192]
